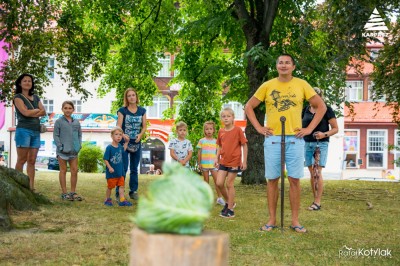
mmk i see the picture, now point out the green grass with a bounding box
[1,172,399,265]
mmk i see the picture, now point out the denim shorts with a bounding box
[218,164,241,173]
[264,136,305,179]
[304,141,329,167]
[15,127,40,149]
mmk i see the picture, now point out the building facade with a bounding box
[1,50,398,179]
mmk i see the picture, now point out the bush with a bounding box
[78,143,104,173]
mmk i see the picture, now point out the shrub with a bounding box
[78,143,104,173]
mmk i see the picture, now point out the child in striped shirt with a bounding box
[197,121,225,206]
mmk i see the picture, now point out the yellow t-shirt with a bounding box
[254,77,316,135]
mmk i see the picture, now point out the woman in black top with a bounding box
[13,73,46,191]
[302,87,338,211]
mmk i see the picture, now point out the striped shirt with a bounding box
[196,138,218,169]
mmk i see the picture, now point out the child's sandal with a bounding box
[61,193,73,201]
[69,192,83,201]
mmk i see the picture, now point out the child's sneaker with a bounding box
[119,200,133,207]
[216,197,225,206]
[220,203,228,215]
[104,198,113,206]
[220,209,235,218]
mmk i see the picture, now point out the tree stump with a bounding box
[0,166,52,231]
[130,227,229,266]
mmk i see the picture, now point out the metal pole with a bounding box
[280,116,286,231]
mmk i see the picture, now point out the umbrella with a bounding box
[312,140,321,198]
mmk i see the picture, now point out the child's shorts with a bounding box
[57,153,78,161]
[202,168,218,172]
[218,164,241,173]
[107,176,124,189]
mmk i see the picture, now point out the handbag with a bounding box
[19,93,47,133]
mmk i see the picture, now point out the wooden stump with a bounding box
[130,227,229,266]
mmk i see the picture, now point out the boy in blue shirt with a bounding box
[103,127,132,206]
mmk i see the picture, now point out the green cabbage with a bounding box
[133,162,214,235]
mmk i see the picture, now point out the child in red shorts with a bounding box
[103,127,132,206]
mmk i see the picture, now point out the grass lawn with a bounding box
[0,171,399,266]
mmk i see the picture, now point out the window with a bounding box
[224,102,245,120]
[47,58,55,79]
[157,55,171,77]
[72,100,82,112]
[394,130,400,169]
[367,81,385,101]
[344,130,360,168]
[42,99,54,114]
[146,96,170,118]
[367,130,387,168]
[345,80,363,101]
[369,49,380,61]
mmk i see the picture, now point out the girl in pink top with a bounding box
[197,121,225,206]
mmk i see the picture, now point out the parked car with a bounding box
[47,157,60,170]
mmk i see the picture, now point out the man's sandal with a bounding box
[308,202,321,211]
[69,192,83,201]
[259,224,278,232]
[289,225,307,233]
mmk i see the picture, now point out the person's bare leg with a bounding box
[288,177,306,232]
[216,170,228,202]
[202,170,210,183]
[225,172,237,209]
[58,157,68,194]
[266,178,279,226]
[210,170,223,198]
[308,166,323,208]
[26,148,39,190]
[69,158,78,193]
[106,188,112,199]
[315,167,324,206]
[15,147,29,172]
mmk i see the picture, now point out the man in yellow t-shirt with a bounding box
[245,54,326,233]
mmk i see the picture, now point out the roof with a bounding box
[344,102,397,123]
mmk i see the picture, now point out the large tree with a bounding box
[1,0,398,184]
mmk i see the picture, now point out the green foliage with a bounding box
[1,0,399,183]
[78,142,104,173]
[134,163,213,235]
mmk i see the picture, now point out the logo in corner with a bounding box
[362,8,389,37]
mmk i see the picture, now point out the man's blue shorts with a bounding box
[264,136,304,179]
[304,141,329,168]
[15,128,40,149]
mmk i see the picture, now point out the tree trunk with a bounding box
[242,54,269,184]
[0,166,52,231]
[130,227,229,266]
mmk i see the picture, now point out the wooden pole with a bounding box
[130,227,229,266]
